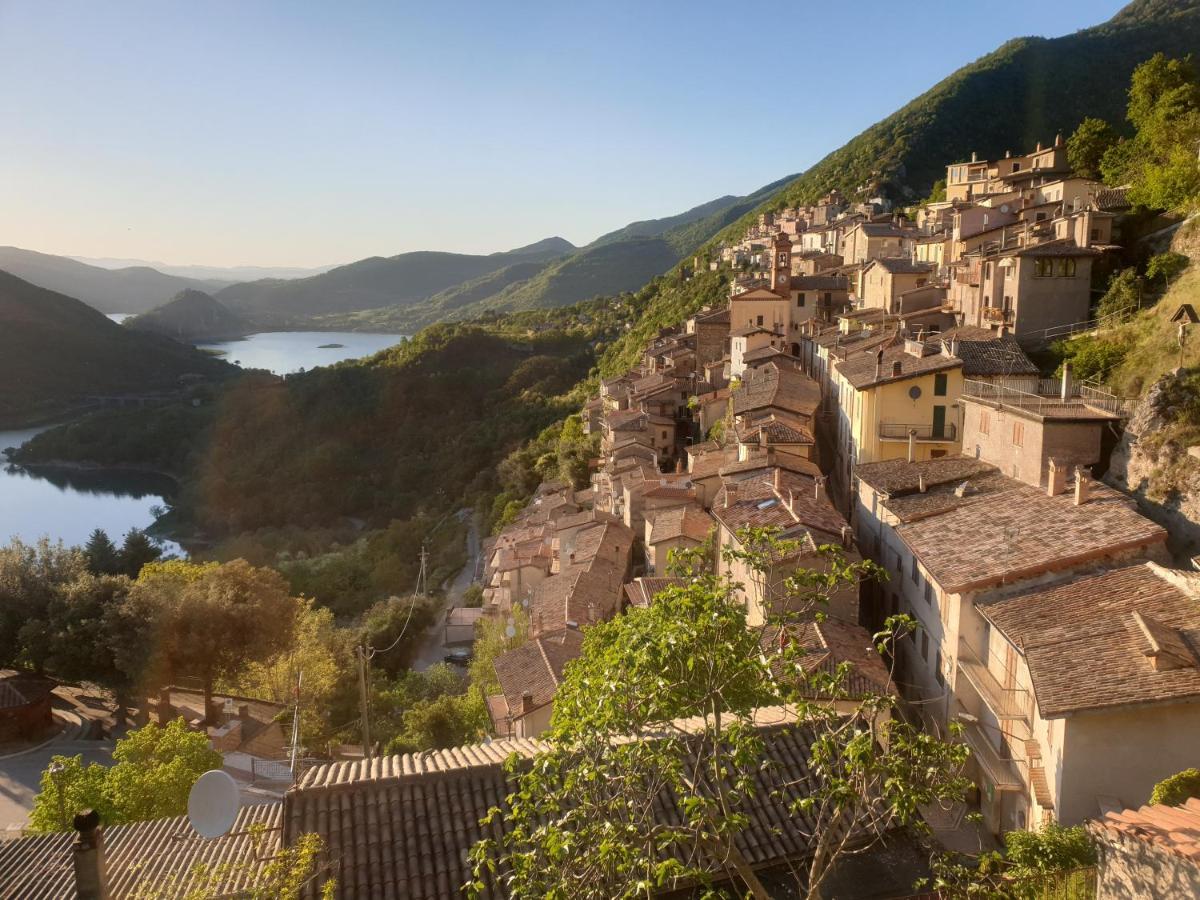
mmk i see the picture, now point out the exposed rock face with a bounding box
[1106,369,1200,559]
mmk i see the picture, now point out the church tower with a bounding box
[770,232,792,294]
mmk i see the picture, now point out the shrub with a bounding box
[1151,768,1200,806]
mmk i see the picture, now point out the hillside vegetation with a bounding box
[0,271,234,425]
[125,289,250,342]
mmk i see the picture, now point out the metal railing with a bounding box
[250,756,320,784]
[957,640,1032,724]
[963,378,1130,417]
[878,423,957,441]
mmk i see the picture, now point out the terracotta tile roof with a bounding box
[741,345,791,364]
[835,342,961,390]
[1092,797,1200,860]
[729,324,783,338]
[763,620,896,698]
[0,803,282,899]
[1094,187,1132,211]
[882,470,1014,523]
[493,628,585,718]
[648,504,714,545]
[896,476,1166,594]
[713,470,846,541]
[284,717,839,899]
[693,307,730,324]
[732,364,820,419]
[719,453,823,480]
[791,275,848,290]
[736,416,815,445]
[938,328,1039,377]
[854,455,994,496]
[530,560,625,632]
[623,577,684,608]
[978,563,1200,717]
[1014,238,1101,258]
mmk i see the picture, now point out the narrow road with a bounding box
[0,738,114,830]
[411,511,481,672]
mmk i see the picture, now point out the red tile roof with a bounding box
[492,628,585,719]
[1092,797,1200,861]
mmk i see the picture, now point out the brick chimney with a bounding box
[1047,458,1067,497]
[521,691,535,716]
[1074,465,1092,506]
[773,467,782,492]
[72,810,109,900]
[814,475,827,503]
[724,483,738,507]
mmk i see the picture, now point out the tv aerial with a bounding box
[187,769,239,839]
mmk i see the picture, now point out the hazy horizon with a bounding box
[0,0,1125,268]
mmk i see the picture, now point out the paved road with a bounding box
[412,512,482,672]
[0,738,114,830]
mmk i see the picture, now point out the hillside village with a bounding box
[469,135,1200,871]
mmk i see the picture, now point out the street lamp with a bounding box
[48,759,67,829]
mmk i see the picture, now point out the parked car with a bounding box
[444,646,473,666]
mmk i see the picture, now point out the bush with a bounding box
[1151,767,1200,806]
[1003,823,1097,876]
[1052,335,1128,384]
[1097,269,1142,320]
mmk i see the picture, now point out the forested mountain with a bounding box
[214,238,576,321]
[125,289,251,342]
[0,271,234,425]
[598,0,1200,374]
[0,246,226,314]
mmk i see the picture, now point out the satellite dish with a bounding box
[188,770,239,839]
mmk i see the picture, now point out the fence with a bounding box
[250,757,320,785]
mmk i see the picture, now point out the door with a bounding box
[932,405,946,440]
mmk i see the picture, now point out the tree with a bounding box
[83,529,122,576]
[1097,268,1142,320]
[0,538,86,669]
[146,560,300,724]
[384,690,487,755]
[469,536,969,899]
[1151,767,1200,806]
[118,528,162,578]
[1146,250,1189,289]
[1122,54,1200,209]
[29,720,220,832]
[358,593,439,678]
[1066,117,1118,180]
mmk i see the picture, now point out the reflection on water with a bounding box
[197,331,404,375]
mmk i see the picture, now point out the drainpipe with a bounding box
[72,810,110,900]
[907,429,917,463]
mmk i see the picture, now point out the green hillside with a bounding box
[125,289,251,343]
[0,271,234,425]
[214,237,574,321]
[599,0,1200,375]
[0,246,225,314]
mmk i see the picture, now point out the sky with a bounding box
[0,0,1129,268]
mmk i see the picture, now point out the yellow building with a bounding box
[829,335,963,492]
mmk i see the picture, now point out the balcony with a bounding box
[963,378,1131,418]
[960,717,1025,792]
[981,306,1013,324]
[957,639,1032,724]
[878,423,957,442]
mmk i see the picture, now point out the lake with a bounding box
[197,331,404,375]
[2,325,404,551]
[0,423,181,554]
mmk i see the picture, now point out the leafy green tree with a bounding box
[1151,767,1200,806]
[29,720,220,832]
[0,539,86,669]
[1067,117,1118,180]
[1052,335,1128,383]
[359,594,439,678]
[1098,268,1142,320]
[1146,250,1190,289]
[1123,54,1200,209]
[83,529,122,576]
[469,536,969,899]
[468,605,528,697]
[384,690,487,755]
[144,560,300,724]
[118,528,162,578]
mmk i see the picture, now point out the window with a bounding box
[1057,258,1077,277]
[1091,228,1100,241]
[661,430,667,440]
[1036,212,1047,222]
[893,549,902,573]
[1035,258,1052,277]
[934,373,948,396]
[920,629,930,661]
[824,292,832,304]
[910,556,919,585]
[756,315,764,327]
[1012,421,1024,447]
[796,293,806,307]
[923,579,932,605]
[935,650,945,686]
[930,448,947,458]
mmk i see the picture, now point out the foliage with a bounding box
[117,528,163,578]
[0,539,88,668]
[383,689,488,756]
[29,720,220,832]
[1066,117,1118,180]
[1146,250,1190,287]
[84,529,121,576]
[462,584,484,608]
[468,605,528,698]
[1050,334,1129,382]
[358,594,439,677]
[1004,824,1097,876]
[1151,767,1200,806]
[129,829,336,900]
[469,537,969,899]
[1097,268,1143,320]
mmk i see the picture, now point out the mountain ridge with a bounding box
[125,289,251,343]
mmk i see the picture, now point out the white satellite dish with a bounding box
[188,770,239,839]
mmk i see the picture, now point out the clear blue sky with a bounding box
[0,0,1128,268]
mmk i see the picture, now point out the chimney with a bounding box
[1055,132,1063,147]
[814,475,827,503]
[918,474,927,493]
[536,611,544,634]
[773,467,782,492]
[1036,141,1042,152]
[874,347,884,381]
[521,691,535,716]
[840,526,853,548]
[907,429,917,463]
[675,457,684,474]
[971,151,978,163]
[1047,459,1067,497]
[72,810,110,900]
[724,483,737,507]
[237,703,250,721]
[1061,362,1074,401]
[157,687,172,725]
[1074,465,1092,506]
[587,600,596,624]
[1005,149,1012,158]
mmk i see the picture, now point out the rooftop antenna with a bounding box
[187,770,239,839]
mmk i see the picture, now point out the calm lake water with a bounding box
[196,331,403,375]
[4,324,403,550]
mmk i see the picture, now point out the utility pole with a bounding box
[289,670,303,774]
[415,544,429,597]
[356,644,373,760]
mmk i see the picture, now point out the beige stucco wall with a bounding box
[847,368,964,466]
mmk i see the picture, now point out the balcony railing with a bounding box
[981,306,1013,323]
[878,423,957,442]
[963,378,1131,417]
[957,639,1032,724]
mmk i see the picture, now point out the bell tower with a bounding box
[770,232,792,294]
